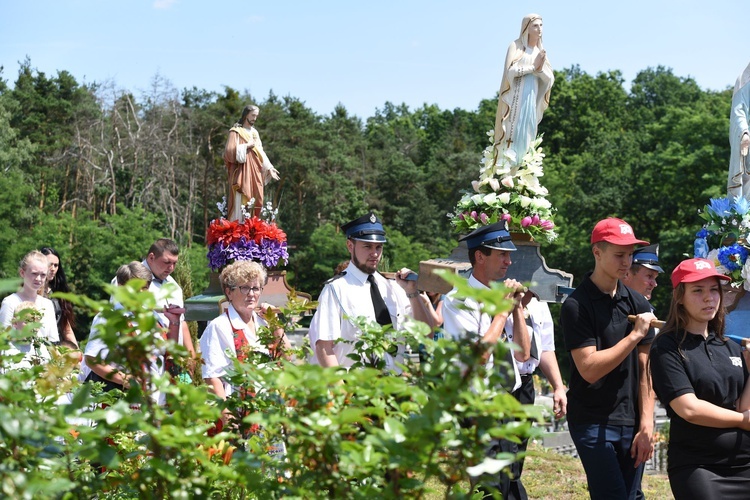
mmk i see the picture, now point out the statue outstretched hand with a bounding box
[262,163,280,184]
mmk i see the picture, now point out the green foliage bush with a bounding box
[0,274,540,498]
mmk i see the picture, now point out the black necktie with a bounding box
[367,274,392,327]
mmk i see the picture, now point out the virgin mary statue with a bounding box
[493,13,554,165]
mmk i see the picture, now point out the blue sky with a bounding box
[0,1,746,118]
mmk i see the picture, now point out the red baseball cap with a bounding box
[671,258,731,288]
[590,218,649,246]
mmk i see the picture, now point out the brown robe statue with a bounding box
[223,124,278,221]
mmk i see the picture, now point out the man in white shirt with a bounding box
[308,212,429,370]
[143,238,196,357]
[442,221,530,390]
[441,220,531,499]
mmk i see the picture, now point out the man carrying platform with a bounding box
[561,218,656,499]
[622,244,664,303]
[308,212,430,369]
[441,220,531,499]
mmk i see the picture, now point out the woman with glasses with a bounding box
[200,260,289,410]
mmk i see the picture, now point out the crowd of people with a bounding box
[3,208,750,499]
[3,69,750,497]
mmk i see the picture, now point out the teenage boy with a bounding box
[560,217,657,499]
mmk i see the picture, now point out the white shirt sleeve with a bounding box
[0,294,19,328]
[200,316,235,380]
[308,284,342,346]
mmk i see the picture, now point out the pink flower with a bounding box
[502,213,512,222]
[458,212,466,221]
[521,216,532,228]
[471,211,478,221]
[540,220,555,230]
[479,213,488,224]
[501,176,514,188]
[531,215,540,226]
[471,180,481,193]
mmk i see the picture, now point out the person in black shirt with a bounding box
[561,217,656,499]
[650,258,750,499]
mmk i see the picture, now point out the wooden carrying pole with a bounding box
[627,315,665,329]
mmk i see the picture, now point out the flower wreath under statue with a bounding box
[449,133,557,243]
[206,198,289,272]
[693,195,750,291]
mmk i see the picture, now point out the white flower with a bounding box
[498,192,511,204]
[488,178,500,192]
[530,197,552,210]
[519,195,533,208]
[501,176,514,188]
[471,180,481,193]
[707,248,720,266]
[470,194,484,205]
[483,193,498,206]
[503,148,517,165]
[495,164,512,177]
[240,198,256,219]
[216,197,228,216]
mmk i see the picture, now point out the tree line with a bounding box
[0,58,732,341]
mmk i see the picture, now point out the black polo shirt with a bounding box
[561,273,655,426]
[650,329,750,470]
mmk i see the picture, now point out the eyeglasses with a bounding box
[233,285,263,295]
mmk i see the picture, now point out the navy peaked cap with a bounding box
[460,221,517,251]
[633,244,664,273]
[341,212,387,242]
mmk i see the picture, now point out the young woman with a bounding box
[650,258,750,499]
[0,250,60,343]
[40,247,78,347]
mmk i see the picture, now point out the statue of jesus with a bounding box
[223,105,279,221]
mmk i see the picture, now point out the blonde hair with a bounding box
[19,250,47,271]
[219,261,267,298]
[116,261,153,286]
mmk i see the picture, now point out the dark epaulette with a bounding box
[323,271,346,285]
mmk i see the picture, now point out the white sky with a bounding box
[0,1,746,117]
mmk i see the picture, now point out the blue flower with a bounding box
[207,243,228,271]
[733,195,750,216]
[717,244,748,272]
[695,228,709,238]
[708,197,733,218]
[694,237,709,259]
